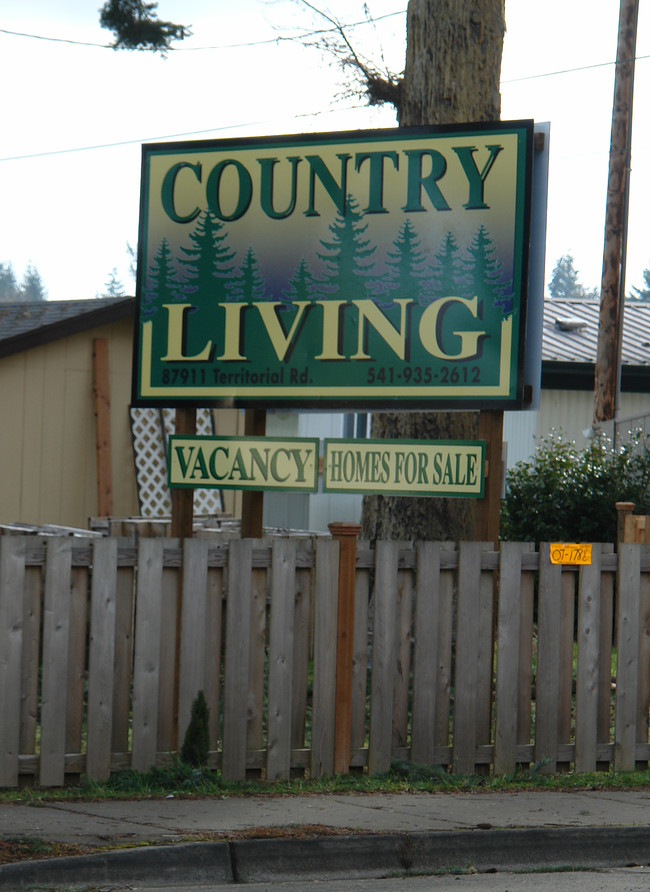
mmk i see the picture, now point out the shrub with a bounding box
[180,690,210,768]
[500,429,650,542]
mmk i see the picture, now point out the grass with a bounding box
[3,757,650,803]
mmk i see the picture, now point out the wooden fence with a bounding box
[0,535,649,787]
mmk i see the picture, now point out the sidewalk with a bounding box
[2,789,650,887]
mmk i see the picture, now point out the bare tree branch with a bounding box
[290,0,403,110]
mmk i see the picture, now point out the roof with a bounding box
[543,299,650,366]
[0,297,134,359]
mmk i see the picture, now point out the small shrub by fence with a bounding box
[0,535,649,787]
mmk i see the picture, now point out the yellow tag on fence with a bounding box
[550,543,593,565]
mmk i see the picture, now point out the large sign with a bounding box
[323,439,485,498]
[133,122,534,409]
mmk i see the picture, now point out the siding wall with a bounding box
[504,389,650,468]
[0,320,244,528]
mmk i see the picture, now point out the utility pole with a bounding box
[593,0,639,425]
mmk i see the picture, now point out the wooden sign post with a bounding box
[240,408,267,539]
[329,521,362,775]
[170,406,196,540]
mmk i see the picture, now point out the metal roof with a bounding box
[543,299,650,366]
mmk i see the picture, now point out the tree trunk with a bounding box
[361,0,506,543]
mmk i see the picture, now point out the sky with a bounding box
[1,0,650,302]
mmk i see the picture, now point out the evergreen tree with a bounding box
[230,247,267,303]
[180,691,210,768]
[464,225,511,312]
[178,211,237,303]
[547,254,590,300]
[99,0,189,53]
[317,195,376,299]
[282,258,317,305]
[629,266,650,302]
[424,232,462,304]
[382,219,426,306]
[20,263,47,301]
[144,238,179,316]
[0,262,19,302]
[104,267,125,297]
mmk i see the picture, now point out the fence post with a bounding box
[329,522,361,775]
[616,501,635,546]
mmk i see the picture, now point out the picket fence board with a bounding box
[597,544,615,760]
[40,538,73,787]
[535,544,562,772]
[557,568,576,766]
[392,565,413,749]
[476,550,495,750]
[205,564,224,754]
[516,544,535,749]
[575,546,602,772]
[411,542,440,765]
[157,555,180,752]
[112,560,136,754]
[454,542,490,774]
[291,546,313,751]
[222,539,253,781]
[267,538,297,780]
[311,538,339,778]
[350,561,370,753]
[615,543,641,770]
[66,567,88,764]
[494,542,527,774]
[0,537,25,786]
[131,538,164,772]
[20,564,42,755]
[86,538,118,782]
[368,541,399,775]
[637,568,650,752]
[178,538,210,742]
[247,548,268,756]
[434,551,454,749]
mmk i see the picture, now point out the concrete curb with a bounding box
[2,827,650,888]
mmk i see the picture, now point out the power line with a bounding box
[0,105,379,163]
[0,11,406,53]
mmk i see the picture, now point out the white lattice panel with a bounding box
[130,408,223,518]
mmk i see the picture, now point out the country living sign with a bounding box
[133,122,534,409]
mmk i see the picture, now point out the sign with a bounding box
[168,436,319,491]
[323,439,485,498]
[133,122,534,409]
[550,543,593,565]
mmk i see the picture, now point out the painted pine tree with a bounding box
[464,225,512,313]
[178,210,236,301]
[423,232,462,304]
[230,246,267,303]
[282,258,317,305]
[143,237,179,316]
[382,219,426,307]
[317,196,375,299]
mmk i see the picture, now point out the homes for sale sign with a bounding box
[133,122,533,409]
